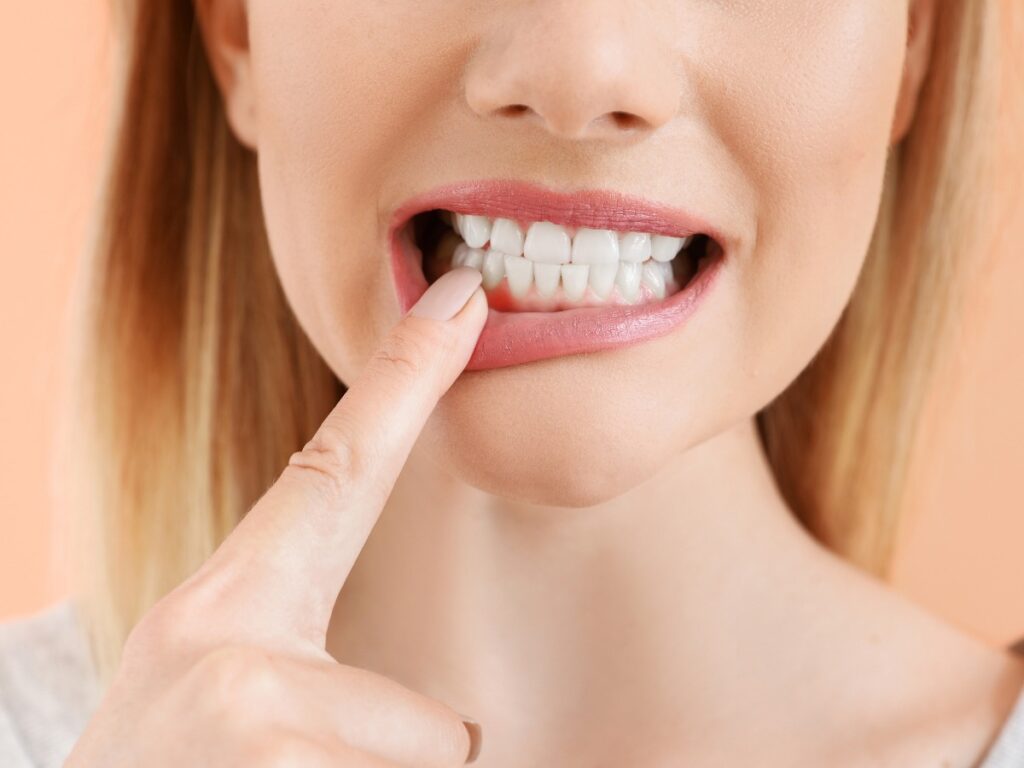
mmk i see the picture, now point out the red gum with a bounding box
[387,179,727,370]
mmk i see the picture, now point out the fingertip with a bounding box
[455,285,489,332]
[408,267,484,322]
[461,716,483,763]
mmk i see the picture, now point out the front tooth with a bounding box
[482,250,506,289]
[616,262,642,302]
[619,232,652,263]
[641,260,668,298]
[451,242,469,268]
[504,254,534,298]
[490,218,524,257]
[460,214,492,249]
[561,263,589,301]
[571,228,619,265]
[651,235,683,263]
[524,221,572,264]
[588,263,617,299]
[533,263,561,297]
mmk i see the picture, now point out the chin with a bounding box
[418,355,696,509]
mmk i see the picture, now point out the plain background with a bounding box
[2,3,1022,646]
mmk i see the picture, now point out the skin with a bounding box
[68,1,1024,766]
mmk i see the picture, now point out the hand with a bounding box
[66,267,488,767]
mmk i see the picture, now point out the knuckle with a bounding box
[285,427,360,501]
[196,645,282,714]
[122,594,197,664]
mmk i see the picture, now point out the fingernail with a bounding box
[409,267,483,321]
[457,713,482,764]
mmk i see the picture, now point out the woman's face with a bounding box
[229,1,916,505]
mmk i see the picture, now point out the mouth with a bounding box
[388,179,727,370]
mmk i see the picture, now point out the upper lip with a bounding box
[387,178,723,246]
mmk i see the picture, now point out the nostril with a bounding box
[496,104,532,118]
[607,111,647,131]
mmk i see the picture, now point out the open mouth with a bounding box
[410,210,722,312]
[388,180,727,370]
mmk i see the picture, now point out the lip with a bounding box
[387,179,727,370]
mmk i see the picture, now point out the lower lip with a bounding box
[389,221,725,372]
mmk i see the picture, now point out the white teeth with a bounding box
[452,243,485,271]
[524,221,572,264]
[641,260,672,299]
[588,263,617,299]
[616,262,642,302]
[561,263,589,301]
[443,210,701,305]
[533,263,561,297]
[618,232,652,263]
[504,254,534,298]
[482,250,506,290]
[651,234,684,263]
[490,218,524,257]
[571,228,619,265]
[457,214,492,249]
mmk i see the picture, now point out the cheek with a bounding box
[245,2,457,383]
[701,2,908,391]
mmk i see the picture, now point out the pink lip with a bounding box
[387,179,727,370]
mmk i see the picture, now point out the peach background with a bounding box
[1,4,1022,645]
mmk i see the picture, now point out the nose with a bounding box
[464,0,681,140]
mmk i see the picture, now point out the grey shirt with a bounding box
[1,601,1023,767]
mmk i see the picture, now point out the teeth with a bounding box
[456,213,492,249]
[651,235,685,263]
[504,254,534,298]
[571,228,619,265]
[482,250,506,290]
[641,260,673,299]
[618,232,651,263]
[452,243,485,271]
[524,221,572,264]
[588,263,618,299]
[490,218,524,257]
[533,263,561,297]
[442,210,701,305]
[560,263,589,301]
[616,262,642,302]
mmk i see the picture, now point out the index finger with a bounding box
[197,267,487,642]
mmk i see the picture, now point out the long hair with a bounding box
[76,0,1018,677]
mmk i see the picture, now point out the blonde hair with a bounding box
[78,0,1019,677]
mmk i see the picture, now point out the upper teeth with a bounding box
[449,212,693,303]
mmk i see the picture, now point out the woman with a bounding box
[2,0,1023,765]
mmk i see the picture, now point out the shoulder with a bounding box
[0,601,100,768]
[978,637,1024,767]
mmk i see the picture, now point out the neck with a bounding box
[324,416,1004,763]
